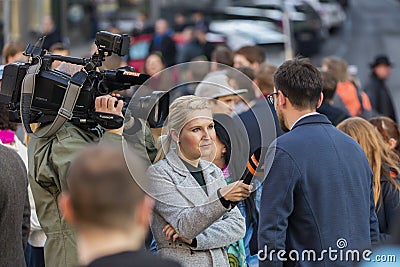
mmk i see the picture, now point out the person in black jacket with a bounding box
[148,19,176,67]
[364,55,397,122]
[317,70,350,126]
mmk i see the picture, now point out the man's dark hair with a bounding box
[274,57,322,110]
[66,145,147,230]
[321,70,338,101]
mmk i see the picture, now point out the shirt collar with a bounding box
[290,112,319,130]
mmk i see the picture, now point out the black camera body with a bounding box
[0,31,168,130]
[95,31,130,56]
[1,62,94,124]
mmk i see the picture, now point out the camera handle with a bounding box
[20,56,88,138]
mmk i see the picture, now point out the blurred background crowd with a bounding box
[1,0,398,117]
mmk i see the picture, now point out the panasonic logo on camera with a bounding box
[123,71,141,77]
[99,114,114,120]
[35,97,48,102]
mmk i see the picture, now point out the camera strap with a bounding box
[21,56,87,138]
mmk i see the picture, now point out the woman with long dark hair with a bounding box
[212,113,261,267]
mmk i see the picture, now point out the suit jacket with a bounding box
[258,114,379,267]
[148,151,246,267]
[0,144,30,267]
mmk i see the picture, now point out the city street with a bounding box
[311,0,400,118]
[67,0,400,117]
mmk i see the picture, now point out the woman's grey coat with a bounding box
[147,151,246,267]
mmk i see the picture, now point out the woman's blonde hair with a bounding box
[337,117,400,208]
[154,95,210,162]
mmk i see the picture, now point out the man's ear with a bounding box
[58,193,76,225]
[316,92,324,109]
[136,195,155,227]
[277,90,287,106]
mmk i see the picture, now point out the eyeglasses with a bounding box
[267,91,288,105]
[267,92,279,105]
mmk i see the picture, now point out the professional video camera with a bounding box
[0,31,169,138]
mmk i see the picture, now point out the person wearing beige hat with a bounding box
[194,73,247,115]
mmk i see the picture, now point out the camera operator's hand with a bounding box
[219,181,253,203]
[95,94,124,135]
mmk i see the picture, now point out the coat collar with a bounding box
[291,113,332,131]
[164,150,221,201]
[165,150,216,176]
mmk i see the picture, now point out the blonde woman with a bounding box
[337,117,400,241]
[147,95,250,267]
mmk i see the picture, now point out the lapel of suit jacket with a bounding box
[165,151,210,205]
[199,159,226,196]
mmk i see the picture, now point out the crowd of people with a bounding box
[1,12,400,267]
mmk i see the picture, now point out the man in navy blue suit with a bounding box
[258,58,379,266]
